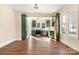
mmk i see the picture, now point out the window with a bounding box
[32,20,36,27]
[42,23,45,28]
[68,11,77,35]
[46,20,50,27]
[37,23,40,28]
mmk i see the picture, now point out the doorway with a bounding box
[21,14,60,41]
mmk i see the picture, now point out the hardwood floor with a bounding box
[0,36,79,55]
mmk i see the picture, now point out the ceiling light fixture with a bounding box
[34,4,39,9]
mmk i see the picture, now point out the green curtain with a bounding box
[21,14,27,40]
[32,20,36,36]
[46,20,50,37]
[55,13,60,41]
[46,20,50,27]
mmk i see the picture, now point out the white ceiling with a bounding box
[8,4,64,13]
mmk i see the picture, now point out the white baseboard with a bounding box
[0,39,16,48]
[60,39,79,52]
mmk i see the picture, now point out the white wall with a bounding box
[15,11,22,40]
[0,5,16,47]
[24,12,52,17]
[59,4,79,51]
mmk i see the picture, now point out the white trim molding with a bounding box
[60,37,79,52]
[0,39,16,48]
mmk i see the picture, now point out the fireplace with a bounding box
[36,30,41,34]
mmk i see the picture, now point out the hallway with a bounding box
[0,37,79,55]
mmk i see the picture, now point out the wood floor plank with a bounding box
[0,37,79,55]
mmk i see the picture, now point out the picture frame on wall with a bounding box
[61,15,66,34]
[68,11,77,36]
